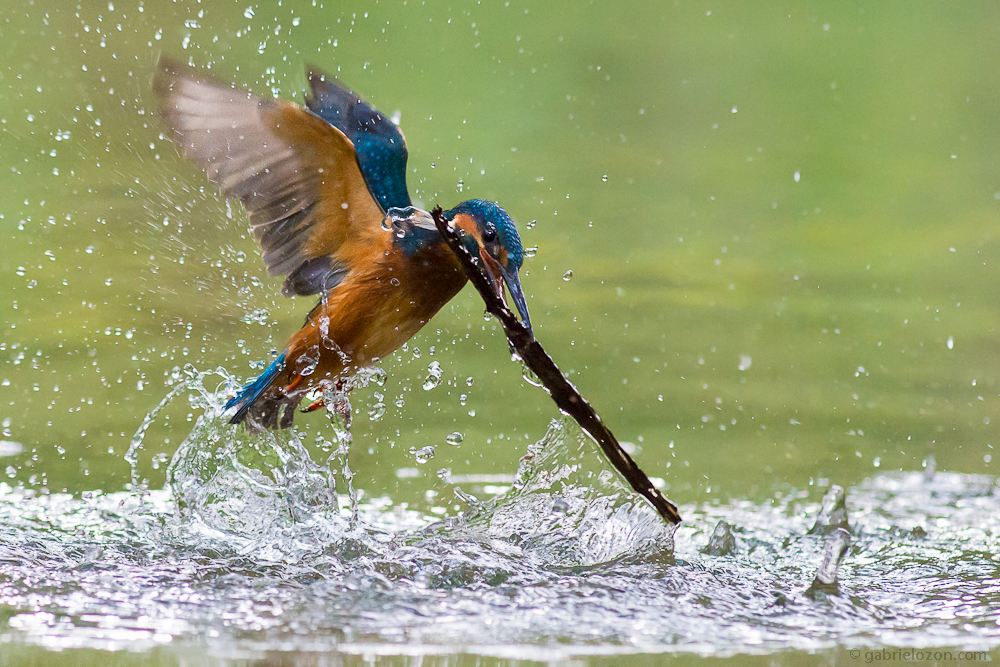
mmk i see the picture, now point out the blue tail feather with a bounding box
[225,352,287,425]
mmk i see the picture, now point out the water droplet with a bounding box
[368,403,386,421]
[465,377,475,387]
[445,432,464,446]
[244,6,255,18]
[601,175,608,182]
[525,219,537,230]
[389,277,400,287]
[348,366,386,389]
[241,308,270,325]
[794,171,801,183]
[410,445,436,464]
[521,365,544,388]
[295,348,319,376]
[562,270,573,281]
[947,336,954,350]
[524,246,538,258]
[422,361,443,390]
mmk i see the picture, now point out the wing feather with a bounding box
[154,58,386,297]
[304,67,412,211]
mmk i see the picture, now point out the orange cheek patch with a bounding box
[451,214,481,241]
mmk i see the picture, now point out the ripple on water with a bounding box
[0,371,999,659]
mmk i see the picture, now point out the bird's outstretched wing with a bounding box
[304,67,412,212]
[154,58,387,297]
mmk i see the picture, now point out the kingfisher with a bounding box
[154,58,532,429]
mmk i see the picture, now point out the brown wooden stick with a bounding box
[432,206,682,525]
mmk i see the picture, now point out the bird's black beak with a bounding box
[479,249,533,338]
[501,266,533,339]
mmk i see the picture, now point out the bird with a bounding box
[153,58,532,429]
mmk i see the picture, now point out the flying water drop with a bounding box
[410,445,436,463]
[422,361,443,390]
[368,402,386,421]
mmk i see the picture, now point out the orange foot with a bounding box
[302,397,326,413]
[283,374,305,394]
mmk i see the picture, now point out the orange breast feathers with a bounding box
[280,238,468,390]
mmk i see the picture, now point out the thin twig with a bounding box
[432,206,682,525]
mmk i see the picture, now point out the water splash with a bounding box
[434,419,675,566]
[126,364,236,489]
[166,413,346,550]
[127,365,359,553]
[701,520,737,556]
[809,527,851,590]
[7,396,1000,659]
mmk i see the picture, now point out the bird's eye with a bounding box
[483,226,497,243]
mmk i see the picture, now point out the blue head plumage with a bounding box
[444,199,524,270]
[444,199,531,337]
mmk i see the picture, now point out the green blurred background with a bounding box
[1,0,998,511]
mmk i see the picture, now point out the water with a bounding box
[0,374,997,664]
[4,1,1000,664]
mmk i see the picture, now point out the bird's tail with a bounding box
[225,352,287,425]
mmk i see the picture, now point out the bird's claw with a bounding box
[301,393,352,425]
[301,398,326,413]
